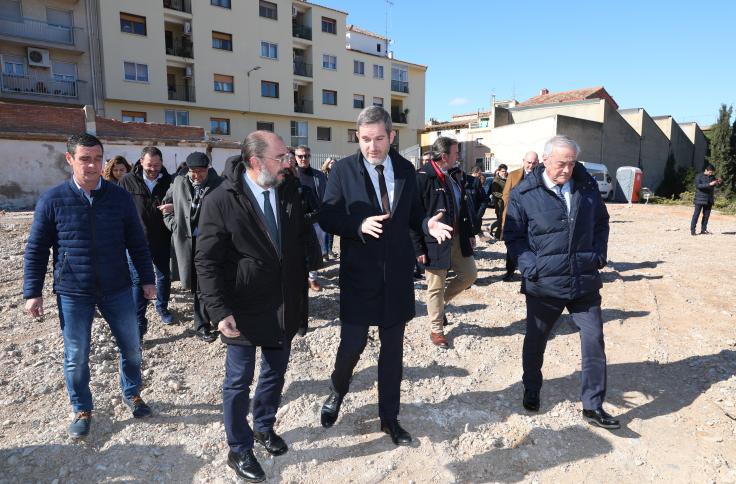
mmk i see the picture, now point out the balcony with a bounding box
[0,14,75,45]
[294,99,313,114]
[391,80,409,94]
[166,38,193,58]
[163,0,191,14]
[168,82,195,102]
[293,61,312,78]
[391,112,408,124]
[292,22,312,41]
[1,74,77,99]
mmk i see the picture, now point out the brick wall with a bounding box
[0,102,85,134]
[95,116,204,140]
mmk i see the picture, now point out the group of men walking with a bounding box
[24,106,620,483]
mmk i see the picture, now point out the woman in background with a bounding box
[102,155,131,184]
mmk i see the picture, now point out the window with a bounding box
[120,12,146,36]
[322,54,336,70]
[353,60,364,75]
[52,61,76,82]
[257,121,274,132]
[214,74,234,92]
[2,55,25,76]
[353,94,364,109]
[259,0,277,20]
[122,111,146,123]
[260,41,278,59]
[210,118,230,135]
[0,0,21,19]
[261,80,279,98]
[123,62,148,82]
[347,129,358,143]
[291,121,308,147]
[322,90,337,106]
[373,97,384,108]
[317,127,331,141]
[373,64,384,79]
[377,43,381,53]
[212,31,232,51]
[165,110,190,126]
[321,17,336,34]
[211,0,231,8]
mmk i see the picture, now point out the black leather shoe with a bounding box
[700,230,712,235]
[186,327,218,343]
[502,272,514,282]
[253,429,288,456]
[68,411,92,438]
[320,391,344,428]
[227,450,265,483]
[583,408,620,429]
[380,419,412,446]
[123,395,152,418]
[523,388,540,412]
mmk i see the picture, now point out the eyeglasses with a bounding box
[295,154,311,159]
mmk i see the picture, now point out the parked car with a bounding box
[579,161,614,200]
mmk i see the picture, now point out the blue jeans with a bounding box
[128,242,171,336]
[223,342,292,453]
[57,289,142,412]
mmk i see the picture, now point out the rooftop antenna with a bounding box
[384,0,393,55]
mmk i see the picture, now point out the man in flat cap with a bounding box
[163,152,223,342]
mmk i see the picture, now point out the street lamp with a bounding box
[246,66,261,112]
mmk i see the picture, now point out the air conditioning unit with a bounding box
[183,22,192,35]
[184,65,193,78]
[27,47,51,68]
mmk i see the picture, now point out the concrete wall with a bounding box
[654,116,695,171]
[510,99,604,125]
[556,115,604,163]
[0,136,239,209]
[488,116,557,171]
[620,109,670,190]
[600,102,641,178]
[681,122,707,170]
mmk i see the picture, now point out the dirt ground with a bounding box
[0,202,735,484]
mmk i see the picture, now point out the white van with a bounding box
[579,161,613,200]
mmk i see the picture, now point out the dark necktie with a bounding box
[555,185,568,213]
[262,190,279,248]
[374,164,391,215]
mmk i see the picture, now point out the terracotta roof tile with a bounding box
[518,86,618,110]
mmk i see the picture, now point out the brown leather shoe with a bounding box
[430,332,449,349]
[308,279,321,292]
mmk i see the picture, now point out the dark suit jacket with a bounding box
[319,149,425,327]
[195,155,310,346]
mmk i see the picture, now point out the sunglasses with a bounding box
[295,154,311,159]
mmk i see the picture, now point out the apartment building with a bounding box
[0,0,103,110]
[98,0,426,155]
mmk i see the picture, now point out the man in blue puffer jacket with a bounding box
[504,135,619,429]
[23,133,156,439]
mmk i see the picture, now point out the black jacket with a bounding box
[119,162,174,247]
[410,162,477,269]
[503,164,609,300]
[694,173,716,206]
[319,149,426,327]
[194,155,310,346]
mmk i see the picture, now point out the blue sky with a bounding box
[323,0,734,127]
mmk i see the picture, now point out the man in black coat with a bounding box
[119,146,174,338]
[690,163,721,235]
[411,137,478,349]
[194,131,310,482]
[504,135,618,430]
[318,106,452,446]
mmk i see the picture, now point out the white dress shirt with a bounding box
[542,170,572,213]
[72,176,101,204]
[243,172,279,226]
[143,173,163,193]
[362,154,395,211]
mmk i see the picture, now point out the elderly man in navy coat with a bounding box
[318,106,452,445]
[504,135,619,429]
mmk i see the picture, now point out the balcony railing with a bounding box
[292,23,312,41]
[391,112,408,124]
[0,14,75,44]
[391,80,409,93]
[294,99,313,114]
[166,38,193,58]
[293,61,312,77]
[1,74,77,97]
[163,0,191,14]
[168,82,195,102]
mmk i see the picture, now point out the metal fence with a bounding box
[0,14,74,44]
[1,74,77,98]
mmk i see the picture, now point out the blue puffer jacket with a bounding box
[503,163,609,300]
[23,179,154,299]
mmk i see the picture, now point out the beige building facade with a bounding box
[97,0,426,158]
[0,0,104,110]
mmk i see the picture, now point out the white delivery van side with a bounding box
[579,161,614,200]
